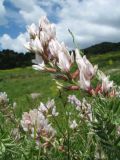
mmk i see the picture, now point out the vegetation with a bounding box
[0,50,34,69]
[0,50,120,159]
[84,42,120,55]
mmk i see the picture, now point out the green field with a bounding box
[0,67,59,116]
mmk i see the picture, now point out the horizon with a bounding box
[0,41,120,54]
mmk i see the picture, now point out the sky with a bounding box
[0,0,120,53]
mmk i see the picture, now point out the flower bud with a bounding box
[97,71,114,93]
[32,36,43,53]
[39,16,50,29]
[76,49,97,90]
[69,120,78,129]
[32,61,45,71]
[27,23,37,39]
[49,39,61,58]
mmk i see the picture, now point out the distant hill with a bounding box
[83,42,120,55]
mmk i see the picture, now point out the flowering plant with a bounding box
[25,16,116,97]
[0,17,120,160]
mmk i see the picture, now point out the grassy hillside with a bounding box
[89,50,120,69]
[84,42,120,55]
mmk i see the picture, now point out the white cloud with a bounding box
[1,0,120,52]
[55,0,120,48]
[11,0,46,24]
[19,5,46,24]
[0,33,28,53]
[0,0,7,25]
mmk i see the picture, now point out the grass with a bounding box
[89,50,120,70]
[0,67,58,116]
[0,67,56,99]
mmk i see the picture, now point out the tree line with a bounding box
[0,50,34,69]
[0,42,120,69]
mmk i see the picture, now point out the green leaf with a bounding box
[97,131,108,141]
[113,103,120,114]
[114,136,120,145]
[0,142,5,153]
[107,124,115,134]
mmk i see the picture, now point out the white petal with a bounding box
[32,61,45,71]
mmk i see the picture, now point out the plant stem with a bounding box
[67,107,70,160]
[67,124,70,160]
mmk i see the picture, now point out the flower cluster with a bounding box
[25,16,115,97]
[69,120,78,129]
[75,49,98,90]
[25,16,74,73]
[116,86,120,97]
[38,99,59,117]
[0,92,9,105]
[68,95,81,110]
[97,70,114,93]
[30,92,41,100]
[68,95,92,122]
[21,99,57,146]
